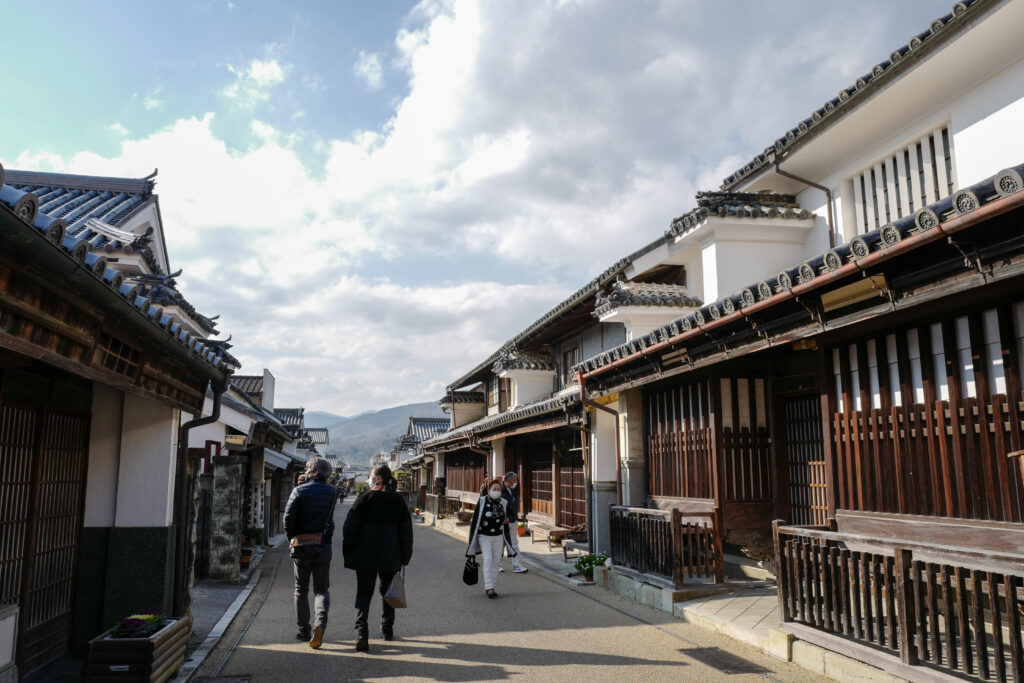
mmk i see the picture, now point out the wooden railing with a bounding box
[609,506,723,588]
[774,522,1024,682]
[425,493,461,519]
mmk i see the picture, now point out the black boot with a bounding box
[382,602,395,641]
[355,608,370,652]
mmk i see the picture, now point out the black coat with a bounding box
[283,480,336,543]
[501,484,518,519]
[342,490,413,572]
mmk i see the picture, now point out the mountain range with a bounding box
[305,402,448,465]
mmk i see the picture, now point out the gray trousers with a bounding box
[293,545,331,630]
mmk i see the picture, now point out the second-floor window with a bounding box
[562,346,581,385]
[490,377,511,410]
[848,123,956,235]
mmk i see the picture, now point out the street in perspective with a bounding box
[1,1,1024,682]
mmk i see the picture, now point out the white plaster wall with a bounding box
[83,384,124,527]
[951,57,1024,187]
[115,394,180,527]
[591,409,617,482]
[452,403,484,427]
[714,237,813,298]
[505,371,554,406]
[436,452,446,477]
[188,422,226,449]
[490,438,506,479]
[262,369,276,410]
[120,203,169,272]
[700,240,718,303]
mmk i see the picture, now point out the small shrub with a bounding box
[573,552,609,577]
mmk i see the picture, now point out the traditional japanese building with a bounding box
[573,0,1024,678]
[0,167,237,676]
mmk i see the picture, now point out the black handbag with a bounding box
[463,557,479,585]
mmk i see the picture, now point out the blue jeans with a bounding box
[293,545,331,631]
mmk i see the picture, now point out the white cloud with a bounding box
[143,87,163,110]
[353,50,384,89]
[222,58,287,105]
[106,122,130,136]
[12,1,944,411]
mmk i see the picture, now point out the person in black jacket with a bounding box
[343,464,413,652]
[284,457,337,649]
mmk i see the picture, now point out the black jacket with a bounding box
[501,485,518,520]
[283,480,336,544]
[342,490,413,572]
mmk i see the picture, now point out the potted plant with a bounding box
[573,552,609,582]
[456,507,473,523]
[517,522,527,537]
[84,610,189,682]
[245,526,264,546]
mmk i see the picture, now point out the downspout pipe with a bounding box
[172,375,229,617]
[773,159,836,249]
[577,372,623,506]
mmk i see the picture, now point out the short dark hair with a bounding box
[306,457,331,481]
[503,472,517,483]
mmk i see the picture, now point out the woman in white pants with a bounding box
[465,478,517,598]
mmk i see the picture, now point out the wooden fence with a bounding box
[774,522,1024,682]
[425,493,460,519]
[609,506,723,588]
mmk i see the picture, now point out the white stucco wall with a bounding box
[504,370,554,406]
[590,409,617,483]
[490,438,506,479]
[83,384,124,527]
[115,394,180,527]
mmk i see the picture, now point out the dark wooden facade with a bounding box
[505,427,586,529]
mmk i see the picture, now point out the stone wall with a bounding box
[208,454,247,580]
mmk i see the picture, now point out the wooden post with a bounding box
[894,547,919,666]
[671,507,683,588]
[712,507,724,583]
[772,520,789,623]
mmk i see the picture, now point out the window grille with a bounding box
[850,125,956,234]
[94,332,141,379]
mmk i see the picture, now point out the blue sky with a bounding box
[0,0,953,413]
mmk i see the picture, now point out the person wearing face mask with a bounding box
[498,472,528,573]
[342,464,413,652]
[465,478,517,598]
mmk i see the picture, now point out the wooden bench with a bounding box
[562,539,588,562]
[529,523,568,549]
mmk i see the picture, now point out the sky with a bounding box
[0,0,953,415]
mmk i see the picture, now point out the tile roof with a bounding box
[232,375,265,397]
[493,349,556,374]
[593,280,702,318]
[0,162,237,374]
[439,390,485,405]
[407,417,450,441]
[720,0,986,191]
[128,271,219,334]
[423,393,581,449]
[575,162,1024,377]
[305,427,330,445]
[4,169,162,272]
[666,191,812,239]
[275,408,304,428]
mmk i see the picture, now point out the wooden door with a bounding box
[527,448,553,519]
[782,395,827,526]
[0,404,90,674]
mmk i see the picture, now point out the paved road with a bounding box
[197,500,821,682]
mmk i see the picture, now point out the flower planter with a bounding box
[84,617,189,683]
[583,574,594,582]
[456,510,473,523]
[517,526,527,537]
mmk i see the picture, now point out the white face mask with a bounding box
[489,489,502,499]
[510,482,517,489]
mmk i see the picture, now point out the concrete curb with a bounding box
[169,568,263,683]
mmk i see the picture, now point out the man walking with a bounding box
[501,472,528,573]
[284,457,337,649]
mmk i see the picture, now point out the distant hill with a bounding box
[313,401,448,465]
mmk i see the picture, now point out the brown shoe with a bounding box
[309,625,324,649]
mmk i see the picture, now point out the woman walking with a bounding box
[342,465,413,652]
[465,478,517,598]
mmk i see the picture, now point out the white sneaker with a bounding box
[498,567,504,572]
[513,565,529,573]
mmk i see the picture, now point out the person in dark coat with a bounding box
[343,464,413,652]
[283,457,337,649]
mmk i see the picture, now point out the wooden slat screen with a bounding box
[557,456,585,529]
[784,395,828,526]
[645,380,714,499]
[0,405,38,609]
[529,453,553,517]
[830,305,1024,521]
[446,451,484,495]
[721,377,772,503]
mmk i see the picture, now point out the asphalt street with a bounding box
[195,499,822,682]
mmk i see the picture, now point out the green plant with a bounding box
[244,526,263,546]
[110,610,167,639]
[517,521,526,528]
[573,552,609,577]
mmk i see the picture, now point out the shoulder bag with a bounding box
[290,485,338,549]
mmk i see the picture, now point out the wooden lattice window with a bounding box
[94,332,141,379]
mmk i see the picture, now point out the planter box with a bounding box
[84,617,189,683]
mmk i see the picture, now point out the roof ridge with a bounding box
[5,169,156,195]
[719,0,990,191]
